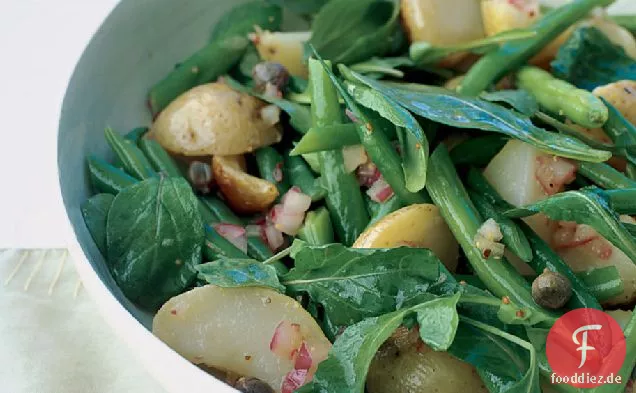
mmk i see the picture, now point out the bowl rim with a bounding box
[56,1,238,392]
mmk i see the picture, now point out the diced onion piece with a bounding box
[474,219,505,259]
[264,223,285,251]
[213,223,248,253]
[343,145,368,173]
[274,210,305,236]
[270,321,303,359]
[245,224,262,238]
[281,369,309,393]
[620,215,636,225]
[273,162,284,183]
[367,178,394,203]
[357,163,381,186]
[481,0,540,37]
[281,187,312,215]
[261,104,281,126]
[477,218,503,242]
[535,155,577,196]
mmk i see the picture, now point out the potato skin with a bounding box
[367,328,488,393]
[151,82,282,156]
[353,204,459,272]
[213,155,278,214]
[593,80,636,126]
[254,31,311,78]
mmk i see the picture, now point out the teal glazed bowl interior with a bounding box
[57,1,307,392]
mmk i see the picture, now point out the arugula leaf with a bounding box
[454,317,541,393]
[196,258,284,292]
[297,296,460,393]
[350,57,414,78]
[106,177,204,309]
[552,27,636,91]
[309,0,404,64]
[481,90,539,117]
[416,293,461,350]
[505,187,636,263]
[410,29,537,65]
[281,243,455,332]
[343,71,611,163]
[210,1,282,42]
[396,125,428,192]
[81,193,115,256]
[224,76,313,133]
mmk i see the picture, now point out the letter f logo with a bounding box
[572,324,602,368]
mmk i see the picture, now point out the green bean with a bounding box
[199,196,275,262]
[468,189,533,262]
[124,127,148,144]
[298,207,335,246]
[202,224,248,261]
[312,57,429,207]
[450,135,508,166]
[301,152,322,174]
[86,156,137,194]
[104,128,157,180]
[291,124,360,155]
[148,36,248,116]
[606,189,636,215]
[309,58,370,246]
[627,164,636,180]
[454,274,487,290]
[574,266,624,302]
[138,139,183,178]
[519,221,602,310]
[426,145,557,320]
[601,98,636,149]
[285,154,326,201]
[516,66,608,128]
[611,15,636,35]
[577,161,636,189]
[366,196,403,228]
[255,147,290,198]
[459,0,615,96]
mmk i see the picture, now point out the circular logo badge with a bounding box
[546,308,626,388]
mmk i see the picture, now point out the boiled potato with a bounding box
[481,0,540,37]
[593,80,636,126]
[153,285,331,393]
[367,327,487,393]
[401,0,485,45]
[213,155,278,214]
[253,31,311,77]
[557,241,636,307]
[353,204,460,272]
[151,83,282,156]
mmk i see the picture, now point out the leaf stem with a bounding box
[263,246,292,265]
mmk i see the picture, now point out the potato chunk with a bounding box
[153,285,331,393]
[151,83,282,156]
[593,80,636,126]
[353,204,459,272]
[253,31,311,77]
[213,155,279,214]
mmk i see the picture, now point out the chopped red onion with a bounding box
[213,223,247,253]
[367,178,394,203]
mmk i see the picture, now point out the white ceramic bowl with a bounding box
[56,1,636,393]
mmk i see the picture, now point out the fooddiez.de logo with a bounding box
[546,308,626,388]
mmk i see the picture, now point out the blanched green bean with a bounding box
[285,154,326,201]
[366,196,403,228]
[138,138,183,178]
[517,66,608,128]
[605,189,636,215]
[86,156,137,195]
[124,127,148,144]
[255,147,290,198]
[104,128,157,180]
[298,207,335,246]
[577,162,636,189]
[449,135,508,166]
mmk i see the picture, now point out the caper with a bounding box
[234,377,275,393]
[532,269,572,309]
[252,62,290,94]
[187,161,213,194]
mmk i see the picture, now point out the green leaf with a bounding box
[416,292,461,351]
[343,71,611,163]
[349,56,414,78]
[410,29,537,65]
[309,0,404,64]
[453,317,541,393]
[210,1,282,42]
[505,187,636,263]
[552,27,636,91]
[81,193,115,256]
[281,243,455,331]
[196,258,284,291]
[298,296,459,393]
[265,0,328,17]
[106,177,204,309]
[291,123,360,154]
[481,90,539,117]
